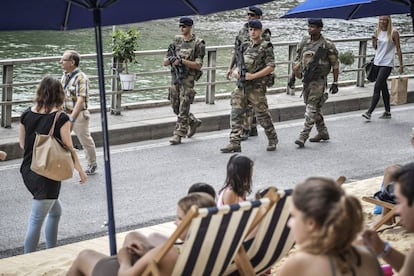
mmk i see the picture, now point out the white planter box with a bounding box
[119,73,135,90]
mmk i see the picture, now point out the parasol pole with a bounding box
[92,7,117,256]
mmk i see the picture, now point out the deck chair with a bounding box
[142,198,271,276]
[362,196,398,231]
[225,188,294,275]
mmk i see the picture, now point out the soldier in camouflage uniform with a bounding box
[221,19,277,153]
[164,17,205,145]
[226,6,272,141]
[288,18,339,148]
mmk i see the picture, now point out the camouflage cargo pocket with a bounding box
[319,92,329,107]
[194,70,203,81]
[266,73,275,88]
[187,89,196,104]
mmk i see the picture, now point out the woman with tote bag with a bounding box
[19,76,87,253]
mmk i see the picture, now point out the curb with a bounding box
[2,91,414,160]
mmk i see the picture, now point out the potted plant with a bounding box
[112,27,140,90]
[338,51,355,73]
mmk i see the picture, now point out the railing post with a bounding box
[1,64,13,128]
[287,44,297,77]
[110,57,122,115]
[357,40,368,87]
[287,44,297,83]
[205,48,216,104]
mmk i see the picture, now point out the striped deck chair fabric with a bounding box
[143,198,270,276]
[225,188,294,275]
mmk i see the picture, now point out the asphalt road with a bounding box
[1,104,413,258]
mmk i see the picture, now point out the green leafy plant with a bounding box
[112,28,140,74]
[338,51,355,66]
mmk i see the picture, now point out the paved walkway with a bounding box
[2,79,413,160]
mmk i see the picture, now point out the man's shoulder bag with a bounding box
[31,111,74,181]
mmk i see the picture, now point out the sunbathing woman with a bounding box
[277,177,383,276]
[67,192,216,276]
[217,153,253,206]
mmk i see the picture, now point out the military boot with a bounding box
[188,119,202,138]
[294,137,306,148]
[220,143,241,153]
[266,139,277,151]
[169,135,182,145]
[241,129,249,141]
[249,127,258,137]
[309,132,330,142]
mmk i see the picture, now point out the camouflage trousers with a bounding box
[299,79,329,140]
[242,105,257,132]
[229,84,277,145]
[169,77,197,137]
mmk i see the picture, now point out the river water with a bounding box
[0,1,413,110]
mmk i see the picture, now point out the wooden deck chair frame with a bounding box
[362,196,397,231]
[142,198,270,276]
[226,188,294,276]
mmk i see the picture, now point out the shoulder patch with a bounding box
[174,35,183,44]
[261,40,273,49]
[196,38,205,46]
[262,28,271,41]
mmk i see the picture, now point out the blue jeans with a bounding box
[24,199,62,253]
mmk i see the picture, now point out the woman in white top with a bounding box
[362,15,403,121]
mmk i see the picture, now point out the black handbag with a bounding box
[364,58,378,82]
[373,183,396,204]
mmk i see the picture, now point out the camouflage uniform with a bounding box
[234,24,272,138]
[294,35,338,145]
[224,37,278,151]
[167,34,205,138]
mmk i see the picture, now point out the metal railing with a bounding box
[1,34,413,128]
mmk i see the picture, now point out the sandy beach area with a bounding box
[272,176,414,274]
[1,176,413,276]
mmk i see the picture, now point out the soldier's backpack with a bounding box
[190,37,204,81]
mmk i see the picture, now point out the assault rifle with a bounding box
[235,40,246,89]
[302,46,328,83]
[167,44,184,87]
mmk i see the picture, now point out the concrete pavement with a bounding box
[1,79,413,160]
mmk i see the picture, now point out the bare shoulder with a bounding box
[353,245,382,275]
[277,251,308,275]
[222,188,239,205]
[391,28,400,39]
[277,251,328,276]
